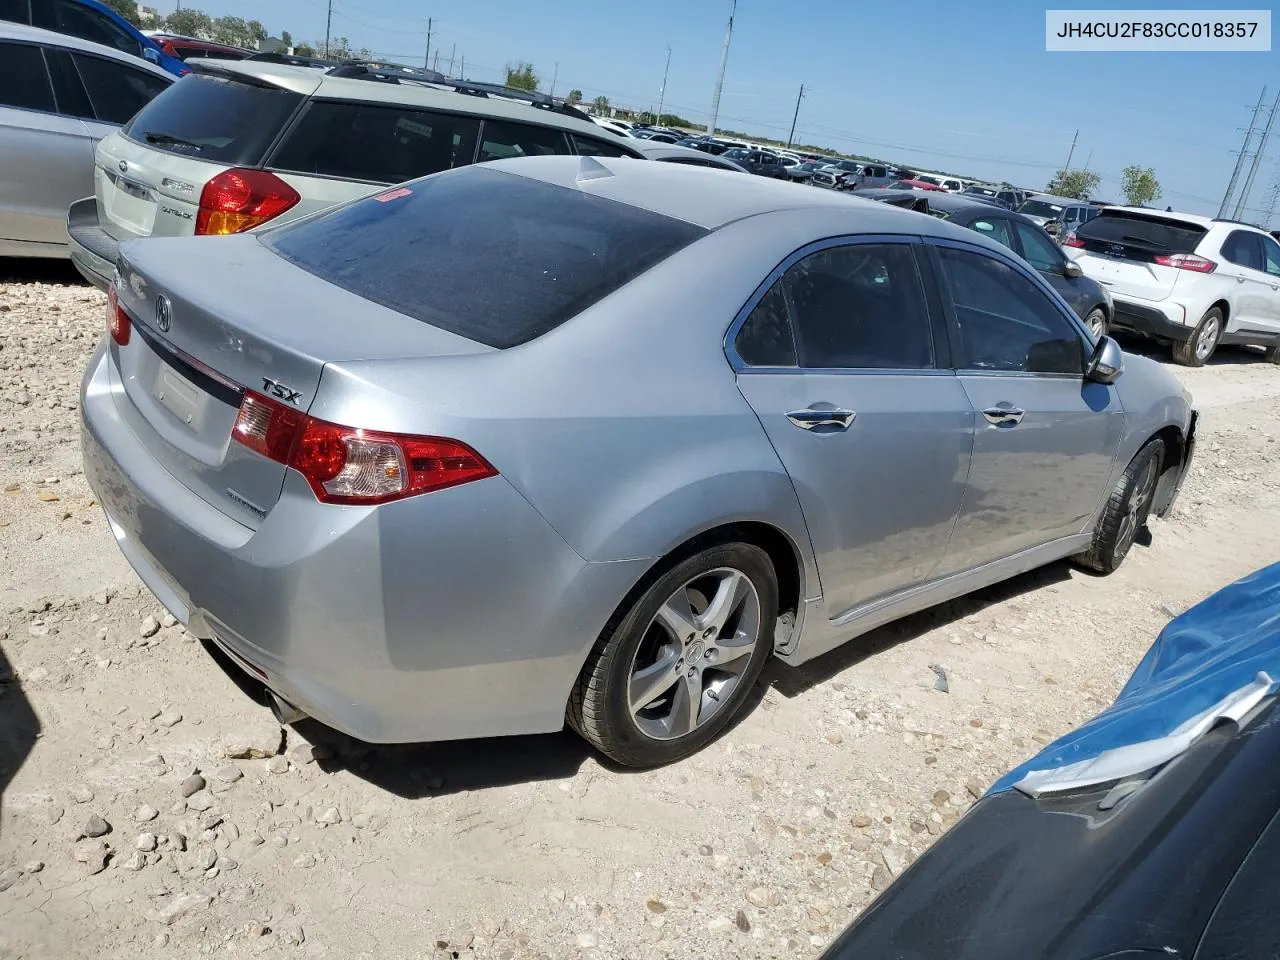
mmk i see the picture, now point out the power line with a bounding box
[1220,87,1266,217]
[1233,89,1280,220]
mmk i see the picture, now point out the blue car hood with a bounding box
[991,561,1280,796]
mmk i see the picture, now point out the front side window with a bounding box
[777,243,934,370]
[1014,221,1065,273]
[271,101,480,184]
[937,246,1085,375]
[1261,236,1280,278]
[0,42,55,114]
[478,119,571,162]
[71,54,169,125]
[45,0,140,56]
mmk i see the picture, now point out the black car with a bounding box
[822,560,1280,960]
[721,148,788,179]
[922,193,1112,337]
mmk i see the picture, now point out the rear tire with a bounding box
[1263,344,1280,364]
[567,543,777,768]
[1171,307,1223,367]
[1076,439,1165,574]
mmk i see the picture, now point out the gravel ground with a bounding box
[3,263,1280,960]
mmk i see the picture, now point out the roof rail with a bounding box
[1211,217,1262,227]
[245,51,341,68]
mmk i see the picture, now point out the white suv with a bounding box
[1065,207,1280,366]
[67,59,643,290]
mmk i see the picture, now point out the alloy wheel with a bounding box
[1117,456,1159,552]
[1194,315,1220,362]
[627,568,761,741]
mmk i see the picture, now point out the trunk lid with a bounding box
[1071,210,1208,303]
[111,234,493,527]
[95,133,223,242]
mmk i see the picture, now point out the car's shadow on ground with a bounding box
[264,561,1077,800]
[0,643,41,836]
[1113,331,1272,367]
[0,257,90,286]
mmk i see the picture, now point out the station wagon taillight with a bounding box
[195,168,300,236]
[232,392,497,505]
[106,282,130,346]
[1154,253,1217,273]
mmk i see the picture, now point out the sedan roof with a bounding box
[483,155,979,235]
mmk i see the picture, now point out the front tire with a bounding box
[1263,344,1280,364]
[1172,307,1223,367]
[1076,439,1165,574]
[567,543,777,768]
[1084,307,1108,341]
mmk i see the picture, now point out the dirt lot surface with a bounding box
[3,264,1280,960]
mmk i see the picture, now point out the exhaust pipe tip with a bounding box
[267,689,308,726]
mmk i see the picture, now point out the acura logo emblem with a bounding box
[155,295,172,333]
[118,160,128,173]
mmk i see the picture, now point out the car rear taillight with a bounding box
[1154,253,1216,273]
[1062,233,1085,248]
[195,168,300,236]
[232,392,496,505]
[107,282,130,346]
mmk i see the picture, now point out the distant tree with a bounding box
[1045,168,1101,200]
[293,42,314,56]
[658,113,691,128]
[1121,165,1162,206]
[99,0,139,25]
[247,19,268,44]
[591,95,610,115]
[164,8,213,38]
[281,30,293,48]
[321,37,370,60]
[211,15,250,47]
[637,111,656,125]
[565,89,583,106]
[504,62,539,91]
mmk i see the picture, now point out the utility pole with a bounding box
[1234,88,1280,221]
[1262,172,1280,228]
[460,56,464,79]
[707,0,736,139]
[1062,129,1078,171]
[550,62,559,98]
[657,46,671,123]
[1220,87,1266,218]
[423,17,433,71]
[323,0,333,58]
[786,83,805,148]
[433,51,440,73]
[447,44,455,76]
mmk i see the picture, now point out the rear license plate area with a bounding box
[154,363,207,431]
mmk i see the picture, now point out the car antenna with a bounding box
[576,156,614,183]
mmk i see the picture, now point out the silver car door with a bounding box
[927,240,1125,575]
[0,40,95,251]
[731,237,972,619]
[1219,230,1269,334]
[1257,235,1280,335]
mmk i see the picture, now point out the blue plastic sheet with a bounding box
[990,560,1280,795]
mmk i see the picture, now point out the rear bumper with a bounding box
[66,197,117,293]
[79,343,648,743]
[1108,295,1191,342]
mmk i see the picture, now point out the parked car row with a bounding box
[1,0,191,74]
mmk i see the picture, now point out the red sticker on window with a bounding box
[373,187,412,203]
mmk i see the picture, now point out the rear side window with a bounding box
[264,166,708,349]
[572,134,634,158]
[0,42,55,113]
[38,0,140,57]
[1076,210,1206,255]
[1222,230,1265,271]
[270,101,481,184]
[0,0,31,20]
[478,120,570,162]
[123,74,301,165]
[72,54,169,125]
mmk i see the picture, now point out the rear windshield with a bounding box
[123,74,302,165]
[1018,199,1065,218]
[1076,210,1206,253]
[263,166,708,349]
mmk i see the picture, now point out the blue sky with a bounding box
[166,0,1277,219]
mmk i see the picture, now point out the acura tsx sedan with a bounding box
[81,157,1197,768]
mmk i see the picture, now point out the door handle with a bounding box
[786,407,856,430]
[982,405,1025,426]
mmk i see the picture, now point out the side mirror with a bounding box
[144,48,160,62]
[1063,260,1083,279]
[1086,335,1124,384]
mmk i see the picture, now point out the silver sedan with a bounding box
[81,158,1197,767]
